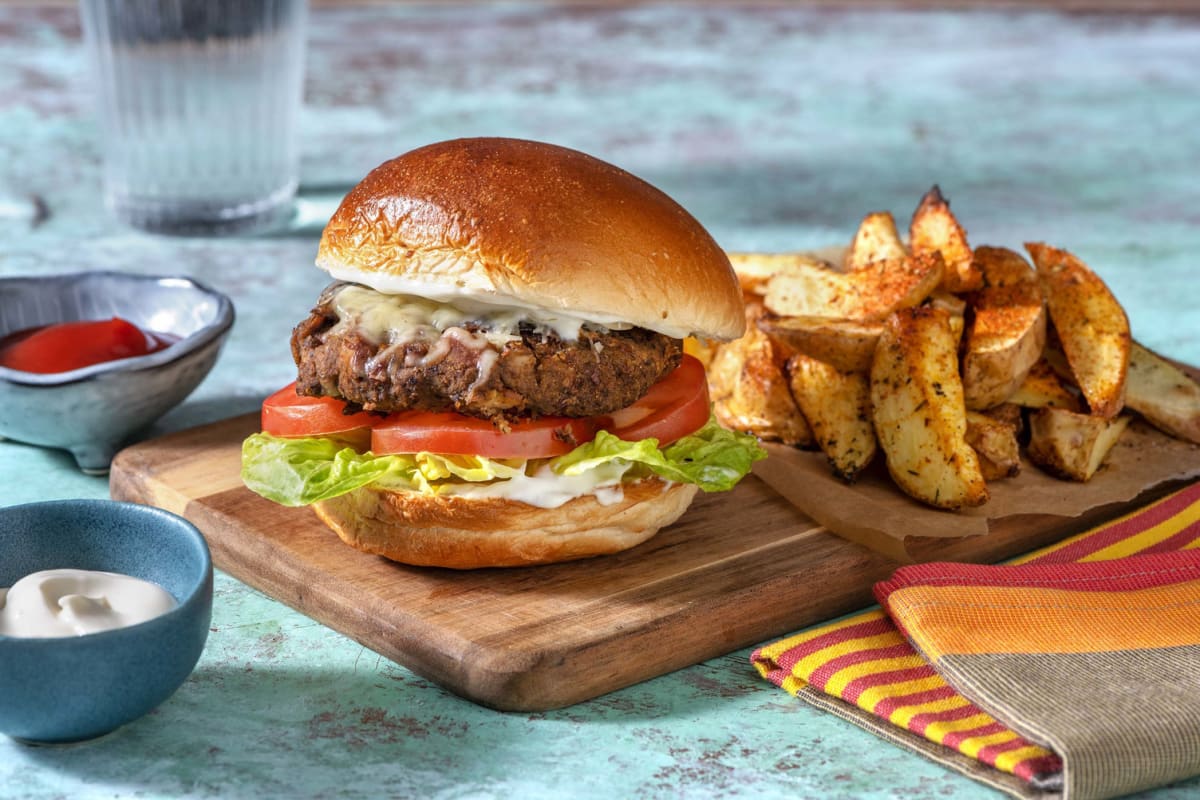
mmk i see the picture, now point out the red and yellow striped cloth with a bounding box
[752,481,1200,796]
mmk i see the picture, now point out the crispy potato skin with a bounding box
[764,252,943,321]
[961,248,1047,410]
[717,187,1194,512]
[975,245,1036,288]
[760,259,858,318]
[757,315,881,373]
[870,306,989,509]
[726,252,836,296]
[1126,342,1200,444]
[786,354,877,481]
[846,211,907,271]
[965,410,1021,481]
[1026,242,1130,419]
[1009,358,1083,411]
[1027,408,1131,482]
[909,185,983,293]
[981,402,1025,434]
[709,305,814,447]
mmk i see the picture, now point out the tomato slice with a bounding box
[262,384,377,439]
[605,354,711,445]
[261,355,712,460]
[0,317,163,374]
[373,412,602,459]
[370,355,710,458]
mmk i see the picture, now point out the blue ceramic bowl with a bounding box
[0,500,213,744]
[0,271,234,473]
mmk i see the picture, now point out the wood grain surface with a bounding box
[107,411,1177,710]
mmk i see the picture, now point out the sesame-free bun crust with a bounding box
[312,479,698,569]
[316,138,745,341]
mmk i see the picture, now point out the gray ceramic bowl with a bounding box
[0,271,234,473]
[0,499,212,744]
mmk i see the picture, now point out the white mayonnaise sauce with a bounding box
[0,569,177,638]
[330,284,607,346]
[443,460,634,508]
[320,261,680,332]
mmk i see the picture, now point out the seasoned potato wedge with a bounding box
[981,402,1025,436]
[975,245,1037,288]
[846,211,907,271]
[708,307,814,447]
[759,258,855,317]
[1026,242,1130,418]
[1027,408,1131,482]
[764,252,943,321]
[1008,358,1083,411]
[909,185,982,293]
[854,253,946,319]
[961,251,1047,410]
[1125,342,1200,444]
[726,251,836,296]
[786,354,877,481]
[965,410,1021,481]
[715,186,1197,512]
[757,315,882,373]
[870,307,989,509]
[928,291,967,318]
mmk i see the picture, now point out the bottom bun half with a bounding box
[312,479,699,569]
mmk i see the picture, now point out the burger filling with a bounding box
[242,284,766,511]
[292,283,682,423]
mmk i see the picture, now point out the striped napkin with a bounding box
[752,481,1200,800]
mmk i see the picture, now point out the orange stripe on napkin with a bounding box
[751,481,1200,787]
[883,567,1200,661]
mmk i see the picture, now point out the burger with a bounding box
[241,137,765,568]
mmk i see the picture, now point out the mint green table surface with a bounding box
[2,4,1198,798]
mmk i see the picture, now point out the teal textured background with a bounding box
[2,4,1198,798]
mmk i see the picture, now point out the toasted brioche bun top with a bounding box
[316,137,745,341]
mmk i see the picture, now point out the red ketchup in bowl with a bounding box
[0,317,175,373]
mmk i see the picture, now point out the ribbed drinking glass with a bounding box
[78,0,307,234]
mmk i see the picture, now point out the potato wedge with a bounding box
[961,252,1047,410]
[927,291,967,318]
[786,354,877,481]
[1027,408,1131,482]
[764,252,943,321]
[975,245,1037,288]
[1008,358,1083,411]
[909,185,982,293]
[856,253,946,319]
[1125,341,1200,444]
[870,307,989,509]
[1026,242,1130,418]
[760,258,856,318]
[726,251,835,296]
[981,402,1025,436]
[846,211,907,271]
[965,410,1021,481]
[708,306,814,447]
[757,315,882,373]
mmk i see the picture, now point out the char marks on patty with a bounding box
[291,284,683,422]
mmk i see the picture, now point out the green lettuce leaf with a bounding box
[241,434,523,507]
[552,418,766,492]
[241,416,766,507]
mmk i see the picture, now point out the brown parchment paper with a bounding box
[753,421,1200,562]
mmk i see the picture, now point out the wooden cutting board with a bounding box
[109,413,1145,711]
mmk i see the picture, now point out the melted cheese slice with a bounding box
[329,284,627,346]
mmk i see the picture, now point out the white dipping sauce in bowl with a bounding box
[0,569,177,638]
